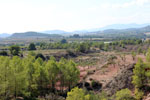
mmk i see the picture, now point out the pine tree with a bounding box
[28,43,36,50]
[35,58,49,96]
[9,56,29,98]
[58,58,68,92]
[0,57,10,99]
[66,87,90,100]
[45,57,59,92]
[65,60,80,91]
[9,45,20,56]
[132,58,146,89]
[146,48,150,62]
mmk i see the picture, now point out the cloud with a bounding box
[100,0,150,9]
[0,0,150,33]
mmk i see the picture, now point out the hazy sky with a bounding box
[0,0,150,33]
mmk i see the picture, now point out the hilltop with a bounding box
[9,31,63,38]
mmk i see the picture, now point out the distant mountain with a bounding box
[5,23,150,39]
[100,25,150,34]
[87,25,150,38]
[88,23,150,32]
[39,23,150,36]
[72,30,89,35]
[42,30,69,34]
[10,31,62,38]
[42,30,92,36]
[0,33,11,38]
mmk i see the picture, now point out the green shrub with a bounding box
[115,88,135,100]
[9,45,20,56]
[0,51,8,56]
[35,53,46,61]
[28,43,36,50]
[134,88,144,100]
[61,39,67,44]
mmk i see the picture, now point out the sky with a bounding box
[0,0,150,33]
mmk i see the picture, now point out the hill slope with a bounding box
[88,23,150,32]
[86,26,150,38]
[10,31,62,38]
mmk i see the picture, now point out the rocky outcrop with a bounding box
[103,64,135,96]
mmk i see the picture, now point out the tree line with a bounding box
[0,38,148,56]
[0,55,80,99]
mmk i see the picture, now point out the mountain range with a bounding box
[41,30,69,35]
[0,23,150,38]
[40,23,150,35]
[87,23,150,32]
[9,31,63,38]
[87,25,150,38]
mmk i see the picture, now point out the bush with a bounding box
[77,43,90,53]
[66,87,90,100]
[90,91,108,100]
[35,53,46,61]
[84,82,90,87]
[134,88,144,100]
[9,45,20,56]
[66,49,77,57]
[91,80,102,90]
[61,39,67,44]
[115,88,135,100]
[0,51,8,56]
[66,87,108,100]
[28,43,36,50]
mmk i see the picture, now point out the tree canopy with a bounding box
[9,45,20,56]
[0,55,80,99]
[28,43,36,50]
